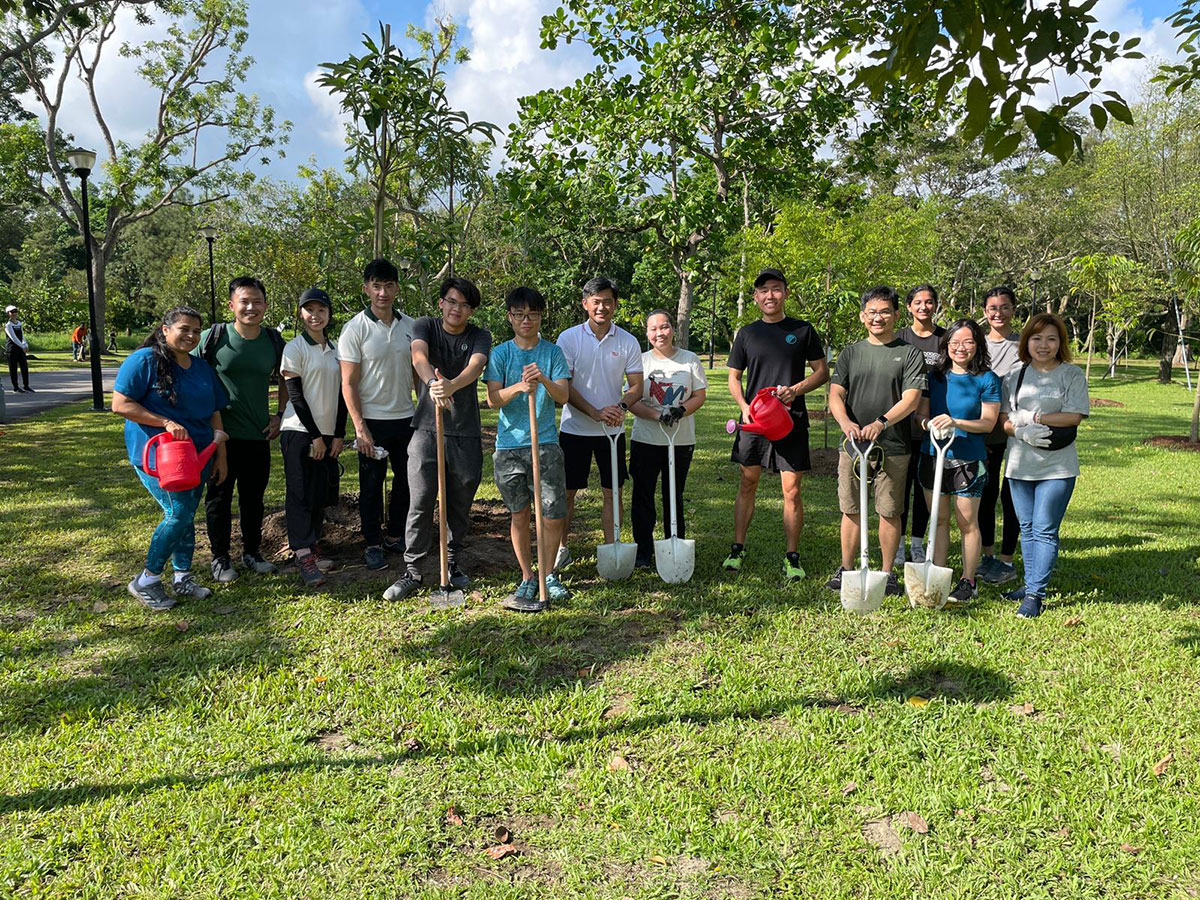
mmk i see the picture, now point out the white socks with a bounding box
[137,570,162,588]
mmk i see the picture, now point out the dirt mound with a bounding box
[1144,435,1200,453]
[1090,398,1125,408]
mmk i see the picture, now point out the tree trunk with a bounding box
[1160,304,1178,383]
[1105,325,1118,379]
[1084,296,1097,383]
[373,185,385,259]
[736,174,748,323]
[676,274,695,351]
[92,248,108,346]
[1192,357,1200,442]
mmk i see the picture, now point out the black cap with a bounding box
[298,288,332,309]
[753,268,787,288]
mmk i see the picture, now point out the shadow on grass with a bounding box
[1173,626,1200,658]
[861,661,1015,705]
[0,694,821,814]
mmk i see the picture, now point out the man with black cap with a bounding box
[724,268,829,581]
[279,287,347,587]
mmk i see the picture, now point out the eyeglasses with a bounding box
[509,311,542,321]
[442,299,472,311]
[863,311,894,321]
[948,341,976,350]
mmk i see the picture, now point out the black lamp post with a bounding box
[1030,269,1042,312]
[67,148,104,412]
[198,225,217,324]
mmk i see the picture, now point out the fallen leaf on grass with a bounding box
[885,639,903,648]
[485,844,518,860]
[842,781,858,796]
[1009,702,1035,716]
[1153,753,1174,777]
[493,825,511,843]
[403,737,422,752]
[174,620,190,632]
[896,811,929,834]
[446,806,463,827]
[1064,616,1084,627]
[1121,843,1142,855]
[906,695,929,707]
[715,810,739,824]
[649,855,668,866]
[92,601,109,613]
[607,754,632,772]
[862,818,902,856]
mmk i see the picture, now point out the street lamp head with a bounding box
[66,148,97,176]
[198,224,217,240]
[1030,269,1042,284]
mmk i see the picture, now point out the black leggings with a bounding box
[979,442,1019,556]
[900,437,931,543]
[630,439,695,556]
[8,346,29,391]
[205,439,272,559]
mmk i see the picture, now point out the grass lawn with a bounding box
[1,360,1198,898]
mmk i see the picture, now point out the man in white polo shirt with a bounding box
[339,258,417,571]
[555,276,644,570]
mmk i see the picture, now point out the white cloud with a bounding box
[304,69,353,147]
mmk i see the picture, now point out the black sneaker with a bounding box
[127,577,176,612]
[363,546,388,570]
[885,572,903,596]
[825,567,845,591]
[297,553,326,588]
[635,553,653,569]
[947,577,978,607]
[383,571,422,601]
[448,563,471,589]
[1017,594,1044,619]
[381,535,405,554]
[21,385,33,393]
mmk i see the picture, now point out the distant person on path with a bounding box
[914,318,1000,606]
[826,285,926,595]
[72,324,88,360]
[279,288,347,588]
[977,287,1024,585]
[630,309,707,568]
[897,284,946,567]
[384,277,492,603]
[555,277,644,572]
[112,306,229,611]
[5,305,33,393]
[1000,313,1089,619]
[199,276,286,583]
[724,268,829,580]
[486,287,573,611]
[339,258,417,572]
[107,328,118,353]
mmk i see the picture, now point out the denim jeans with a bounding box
[1008,476,1076,599]
[136,465,207,575]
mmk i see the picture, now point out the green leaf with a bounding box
[1089,102,1108,130]
[1103,98,1134,125]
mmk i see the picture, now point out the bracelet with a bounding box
[1033,411,1042,425]
[920,417,928,430]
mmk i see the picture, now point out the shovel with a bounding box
[429,404,465,610]
[905,429,956,610]
[654,420,694,584]
[841,438,888,613]
[596,426,636,581]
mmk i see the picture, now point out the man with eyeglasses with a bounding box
[724,268,829,581]
[384,277,492,602]
[827,285,927,596]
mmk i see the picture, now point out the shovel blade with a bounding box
[904,561,954,610]
[597,541,636,581]
[429,587,466,610]
[841,567,887,613]
[654,537,695,584]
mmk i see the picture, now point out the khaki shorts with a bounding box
[494,444,568,519]
[837,451,909,518]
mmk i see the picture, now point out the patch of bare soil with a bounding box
[808,447,839,477]
[1145,435,1200,452]
[1090,397,1124,408]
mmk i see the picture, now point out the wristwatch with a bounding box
[875,415,889,427]
[427,376,438,388]
[619,401,629,411]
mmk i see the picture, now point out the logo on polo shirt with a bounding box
[459,342,469,352]
[786,333,798,344]
[611,350,620,357]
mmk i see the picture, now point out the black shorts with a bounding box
[560,431,628,490]
[730,426,811,473]
[917,454,988,498]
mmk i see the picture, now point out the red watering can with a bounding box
[725,387,795,441]
[142,431,220,491]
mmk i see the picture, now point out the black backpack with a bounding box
[201,322,286,376]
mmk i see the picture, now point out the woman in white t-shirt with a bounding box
[1000,313,1089,620]
[279,288,347,588]
[629,310,708,568]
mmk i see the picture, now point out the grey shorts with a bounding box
[493,444,568,519]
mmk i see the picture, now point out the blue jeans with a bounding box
[135,465,208,575]
[1008,477,1076,599]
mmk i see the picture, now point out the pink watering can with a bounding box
[143,431,220,491]
[726,387,795,441]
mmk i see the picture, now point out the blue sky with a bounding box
[27,0,1191,185]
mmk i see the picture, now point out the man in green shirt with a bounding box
[827,285,926,596]
[201,276,286,583]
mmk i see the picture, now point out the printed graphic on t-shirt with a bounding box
[648,372,686,407]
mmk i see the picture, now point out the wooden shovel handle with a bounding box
[528,392,548,606]
[436,404,450,588]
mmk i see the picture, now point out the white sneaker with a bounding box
[553,545,573,573]
[210,556,238,583]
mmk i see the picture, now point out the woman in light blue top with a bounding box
[1000,313,1089,619]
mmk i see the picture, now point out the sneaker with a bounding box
[297,553,327,588]
[382,535,405,554]
[783,553,805,582]
[553,545,573,573]
[127,577,176,612]
[383,571,422,601]
[1017,594,1044,619]
[981,560,1018,584]
[447,563,471,589]
[210,556,238,583]
[885,572,903,596]
[312,547,335,572]
[825,567,845,591]
[722,545,746,571]
[172,574,211,600]
[363,546,389,570]
[976,556,996,580]
[545,573,571,602]
[503,578,545,612]
[893,545,907,568]
[910,542,926,564]
[635,553,653,570]
[946,577,978,607]
[1003,586,1026,602]
[242,553,278,575]
[22,385,33,393]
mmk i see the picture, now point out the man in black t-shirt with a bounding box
[384,277,492,603]
[724,268,829,581]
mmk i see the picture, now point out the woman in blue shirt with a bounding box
[112,306,229,611]
[915,318,1001,606]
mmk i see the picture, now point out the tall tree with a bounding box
[2,0,288,336]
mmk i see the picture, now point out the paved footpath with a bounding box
[1,367,121,422]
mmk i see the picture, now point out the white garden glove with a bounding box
[1014,423,1053,448]
[932,422,956,441]
[1007,409,1035,427]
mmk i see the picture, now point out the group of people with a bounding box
[111,260,1087,620]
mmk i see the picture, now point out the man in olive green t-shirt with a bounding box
[827,285,926,595]
[200,276,286,583]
